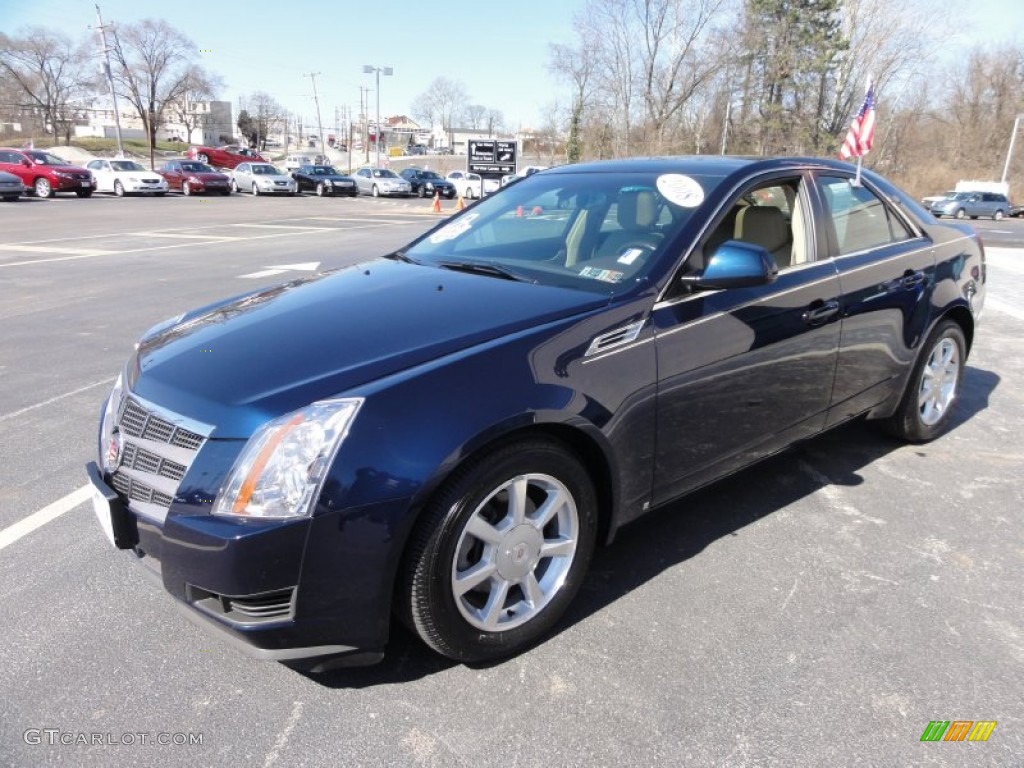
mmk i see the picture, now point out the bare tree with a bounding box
[169,67,224,143]
[0,27,94,144]
[108,19,197,167]
[244,90,285,150]
[412,77,468,148]
[463,104,486,130]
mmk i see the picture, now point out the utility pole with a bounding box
[92,4,124,158]
[305,72,326,159]
[359,86,372,163]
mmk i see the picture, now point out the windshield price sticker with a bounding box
[657,174,705,208]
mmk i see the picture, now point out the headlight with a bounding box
[212,398,362,519]
[99,373,125,472]
[425,182,434,190]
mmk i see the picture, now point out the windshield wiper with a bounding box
[437,260,535,283]
[385,249,421,264]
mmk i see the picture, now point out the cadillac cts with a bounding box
[87,156,985,669]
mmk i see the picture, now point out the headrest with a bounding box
[734,206,789,252]
[617,190,658,231]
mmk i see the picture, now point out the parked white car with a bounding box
[445,170,484,199]
[230,162,298,195]
[284,154,317,173]
[85,159,168,196]
[501,165,549,187]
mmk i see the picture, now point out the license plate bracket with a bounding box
[86,462,138,549]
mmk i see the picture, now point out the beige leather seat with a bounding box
[595,189,663,259]
[733,205,793,268]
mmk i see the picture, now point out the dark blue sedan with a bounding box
[87,156,986,669]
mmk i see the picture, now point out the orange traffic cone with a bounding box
[456,194,465,211]
[432,191,441,213]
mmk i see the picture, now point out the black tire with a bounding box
[3,195,19,202]
[882,320,966,442]
[230,178,239,194]
[34,178,53,198]
[252,183,260,197]
[156,192,166,197]
[954,208,965,219]
[398,439,597,663]
[221,188,230,196]
[993,209,1004,221]
[182,181,192,197]
[76,189,92,198]
[114,181,125,197]
[417,185,425,198]
[316,182,327,197]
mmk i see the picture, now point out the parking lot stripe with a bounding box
[0,377,115,423]
[0,484,91,552]
[0,244,114,256]
[230,223,337,230]
[986,298,1024,321]
[126,232,240,241]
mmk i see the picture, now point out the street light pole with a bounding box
[362,65,393,167]
[1000,114,1024,185]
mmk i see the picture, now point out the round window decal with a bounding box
[657,174,705,208]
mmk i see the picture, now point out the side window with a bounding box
[818,176,913,256]
[696,177,810,272]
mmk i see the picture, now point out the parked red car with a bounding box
[186,144,267,170]
[0,148,94,198]
[157,160,232,195]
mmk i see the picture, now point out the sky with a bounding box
[4,0,1022,134]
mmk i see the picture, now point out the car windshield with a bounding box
[251,165,280,175]
[420,171,442,180]
[952,192,973,201]
[111,161,145,172]
[404,169,726,296]
[312,166,336,175]
[27,152,67,166]
[373,169,399,178]
[180,162,213,172]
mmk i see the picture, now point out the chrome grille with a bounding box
[109,395,210,523]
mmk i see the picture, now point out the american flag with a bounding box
[839,83,876,160]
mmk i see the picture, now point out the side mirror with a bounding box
[22,159,32,167]
[680,240,778,290]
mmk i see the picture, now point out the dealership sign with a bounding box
[468,140,517,176]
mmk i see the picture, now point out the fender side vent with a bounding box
[585,320,646,357]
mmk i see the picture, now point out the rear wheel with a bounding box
[882,320,966,442]
[182,181,192,197]
[34,178,53,198]
[993,209,1005,221]
[114,180,125,197]
[465,187,475,200]
[398,439,597,663]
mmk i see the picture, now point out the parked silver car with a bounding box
[230,162,297,195]
[930,191,1009,220]
[352,167,412,197]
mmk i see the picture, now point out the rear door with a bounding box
[809,172,935,426]
[652,171,842,504]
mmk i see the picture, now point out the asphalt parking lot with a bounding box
[1,196,1022,766]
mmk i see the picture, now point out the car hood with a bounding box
[184,172,228,181]
[130,259,607,437]
[250,174,292,182]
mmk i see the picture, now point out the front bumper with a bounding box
[86,459,405,664]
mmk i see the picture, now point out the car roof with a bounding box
[542,155,858,176]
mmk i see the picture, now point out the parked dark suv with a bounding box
[930,191,1009,220]
[0,148,94,198]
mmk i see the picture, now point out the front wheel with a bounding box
[882,320,966,442]
[230,178,239,193]
[371,184,379,198]
[114,181,125,197]
[34,178,53,198]
[399,439,597,663]
[252,183,260,196]
[465,187,475,200]
[994,209,1004,221]
[182,181,192,197]
[316,182,327,197]
[954,208,965,219]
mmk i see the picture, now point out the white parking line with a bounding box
[0,244,114,257]
[986,298,1024,321]
[230,223,336,230]
[0,484,91,552]
[127,232,240,241]
[0,377,115,423]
